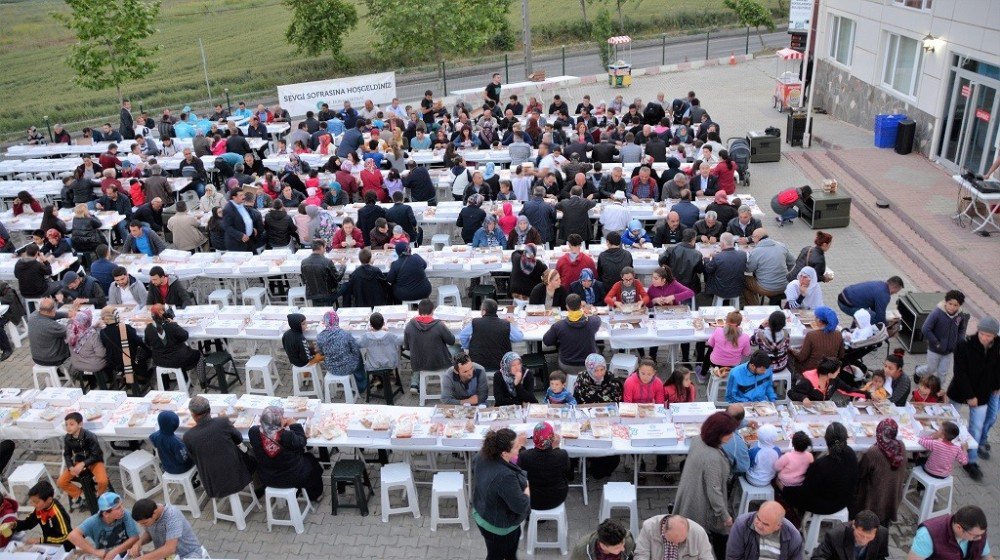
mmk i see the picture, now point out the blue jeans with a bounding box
[967,403,988,463]
[770,195,798,222]
[114,220,128,242]
[981,392,1000,451]
[838,301,863,319]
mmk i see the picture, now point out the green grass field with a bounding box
[0,0,780,139]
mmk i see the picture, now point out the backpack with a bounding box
[777,188,799,206]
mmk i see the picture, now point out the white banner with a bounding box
[277,72,397,117]
[788,0,815,32]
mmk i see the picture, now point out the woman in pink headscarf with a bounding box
[516,421,571,511]
[497,202,517,236]
[359,158,386,202]
[315,310,367,394]
[317,133,333,156]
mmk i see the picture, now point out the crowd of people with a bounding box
[2,83,998,560]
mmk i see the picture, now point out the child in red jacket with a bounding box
[623,359,665,404]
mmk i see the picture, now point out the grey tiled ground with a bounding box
[2,57,997,558]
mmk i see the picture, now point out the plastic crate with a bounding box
[874,114,907,148]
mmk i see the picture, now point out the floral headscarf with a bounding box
[67,309,96,351]
[578,269,597,305]
[516,216,533,244]
[363,158,377,173]
[714,190,728,205]
[875,418,904,469]
[46,228,62,242]
[259,406,285,458]
[532,422,555,450]
[519,243,537,275]
[585,353,607,380]
[322,310,340,330]
[499,351,521,395]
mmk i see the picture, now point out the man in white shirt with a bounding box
[600,190,631,234]
[386,98,407,120]
[358,99,381,120]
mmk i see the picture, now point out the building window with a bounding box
[828,16,855,66]
[882,33,923,97]
[893,0,932,10]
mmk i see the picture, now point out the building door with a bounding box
[939,58,1000,175]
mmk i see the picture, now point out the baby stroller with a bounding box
[841,322,892,376]
[726,136,751,186]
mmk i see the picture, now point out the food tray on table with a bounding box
[477,405,524,426]
[849,401,900,420]
[216,306,257,320]
[145,391,188,411]
[740,424,788,445]
[846,421,880,445]
[744,401,785,423]
[617,403,669,424]
[654,319,695,337]
[560,419,614,449]
[16,407,63,430]
[669,401,718,423]
[77,390,128,410]
[908,402,960,421]
[791,401,842,422]
[525,404,573,421]
[203,319,246,336]
[35,387,83,407]
[574,403,620,421]
[432,404,479,421]
[0,388,38,407]
[440,421,490,448]
[234,394,283,415]
[244,320,287,337]
[282,396,320,419]
[346,415,393,439]
[629,422,679,447]
[373,305,409,321]
[257,305,299,321]
[391,419,442,446]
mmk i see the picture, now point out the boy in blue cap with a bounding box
[66,492,140,560]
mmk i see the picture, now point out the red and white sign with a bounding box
[976,108,991,122]
[961,84,971,98]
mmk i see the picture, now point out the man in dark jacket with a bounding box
[946,317,999,481]
[837,277,904,325]
[555,185,596,243]
[402,163,437,204]
[0,280,25,361]
[915,290,969,384]
[281,313,316,368]
[133,198,165,232]
[59,412,108,505]
[335,122,365,158]
[457,197,487,244]
[596,231,633,288]
[520,187,557,245]
[440,352,489,405]
[660,230,705,292]
[182,396,253,499]
[458,298,523,373]
[300,240,342,307]
[402,299,456,392]
[14,245,56,298]
[145,266,192,309]
[386,192,420,246]
[811,510,889,560]
[726,205,763,245]
[570,519,636,560]
[347,248,389,307]
[725,501,803,560]
[356,192,387,247]
[224,132,252,156]
[592,133,620,163]
[263,200,296,248]
[909,506,989,560]
[221,190,263,252]
[542,294,601,375]
[57,272,106,309]
[123,222,168,257]
[704,233,746,300]
[645,135,668,162]
[120,99,135,140]
[652,211,685,247]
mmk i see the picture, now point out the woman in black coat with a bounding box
[70,205,104,254]
[144,305,203,385]
[517,422,571,511]
[782,422,859,525]
[387,242,431,302]
[456,196,487,244]
[529,269,567,310]
[493,352,537,406]
[247,406,323,501]
[568,269,607,307]
[509,246,547,301]
[264,200,297,249]
[99,306,150,395]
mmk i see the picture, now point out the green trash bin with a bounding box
[608,61,632,88]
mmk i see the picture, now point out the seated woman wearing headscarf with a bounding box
[67,309,107,389]
[506,215,542,249]
[790,306,844,373]
[843,308,877,346]
[488,352,534,407]
[316,310,367,394]
[784,266,823,310]
[144,304,205,391]
[572,354,624,479]
[149,411,194,475]
[99,306,149,394]
[510,244,546,304]
[471,215,506,248]
[248,406,324,501]
[569,269,606,308]
[517,422,571,512]
[387,242,432,303]
[305,205,337,251]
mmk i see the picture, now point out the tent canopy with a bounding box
[607,36,632,45]
[776,47,804,60]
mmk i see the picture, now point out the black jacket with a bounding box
[529,284,567,310]
[144,320,202,369]
[555,197,596,242]
[520,198,557,244]
[63,429,103,467]
[810,522,889,560]
[247,423,314,491]
[592,142,620,164]
[402,167,436,202]
[947,334,1000,404]
[387,254,432,302]
[225,134,252,156]
[492,370,537,406]
[471,455,530,531]
[569,279,607,305]
[705,248,746,298]
[660,243,704,293]
[596,247,633,288]
[133,203,164,232]
[386,203,418,241]
[222,201,264,251]
[357,204,388,247]
[14,258,53,298]
[300,253,341,300]
[282,314,312,367]
[0,281,27,325]
[146,277,192,309]
[517,448,571,511]
[348,264,390,307]
[264,208,296,248]
[58,275,106,309]
[509,253,547,297]
[457,206,487,244]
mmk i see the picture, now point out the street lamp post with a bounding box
[43,116,53,143]
[224,88,232,115]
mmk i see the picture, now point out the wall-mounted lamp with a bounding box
[922,34,938,53]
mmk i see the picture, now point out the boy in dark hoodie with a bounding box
[402,299,456,392]
[148,410,194,475]
[347,248,389,307]
[916,290,968,385]
[282,313,316,368]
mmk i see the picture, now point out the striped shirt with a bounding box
[918,437,968,477]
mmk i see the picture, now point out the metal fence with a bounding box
[9,28,789,145]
